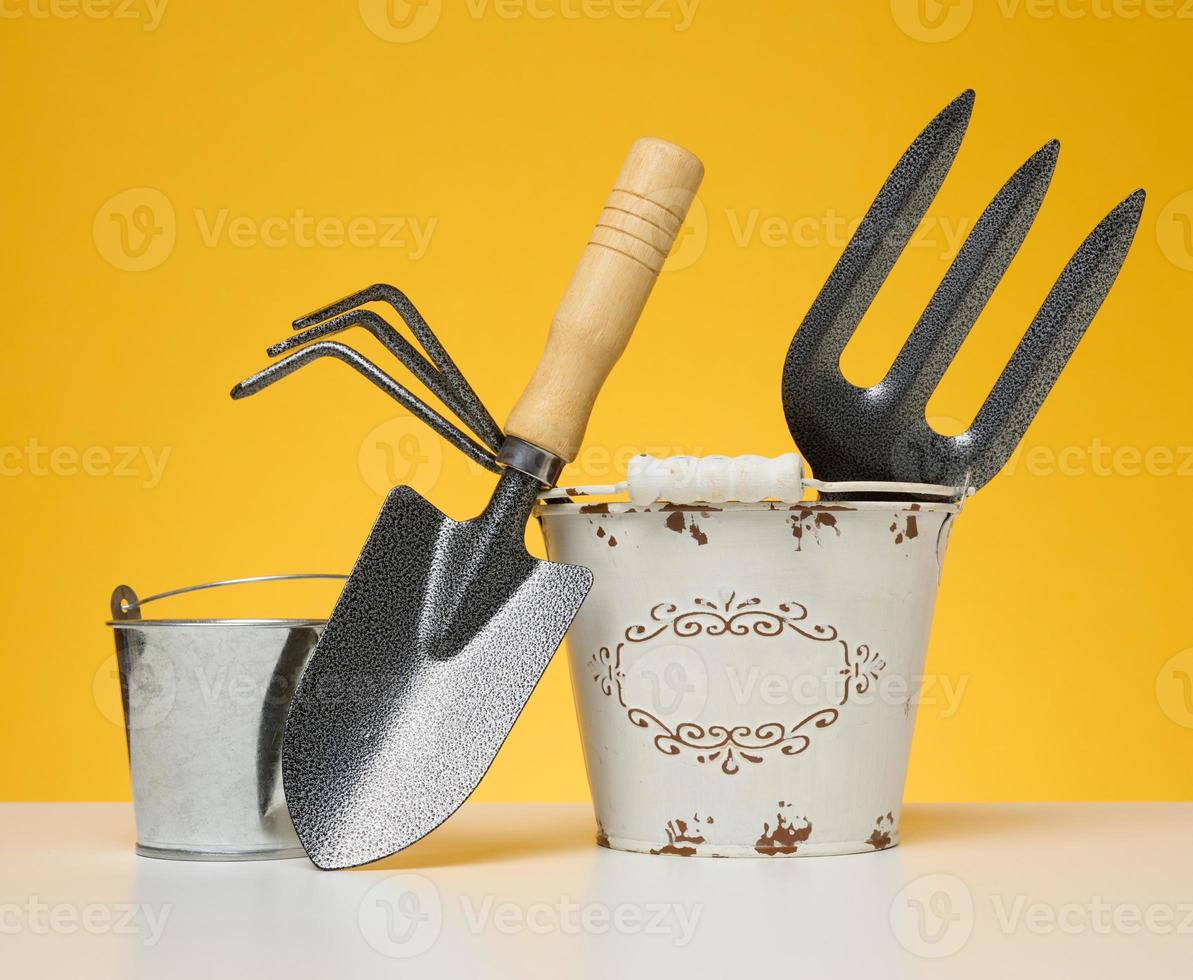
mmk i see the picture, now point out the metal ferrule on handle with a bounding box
[496,436,566,488]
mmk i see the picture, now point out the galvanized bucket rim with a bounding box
[108,617,328,629]
[107,574,344,629]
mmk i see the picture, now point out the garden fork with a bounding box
[781,90,1144,493]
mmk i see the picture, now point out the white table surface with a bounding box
[3,802,1191,979]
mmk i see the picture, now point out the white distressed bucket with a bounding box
[537,498,959,858]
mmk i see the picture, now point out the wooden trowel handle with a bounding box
[503,137,704,462]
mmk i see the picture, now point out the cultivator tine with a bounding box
[785,89,974,381]
[230,340,503,474]
[292,282,424,331]
[291,285,457,384]
[291,283,503,450]
[883,140,1060,414]
[268,308,503,452]
[965,189,1145,486]
[271,308,427,359]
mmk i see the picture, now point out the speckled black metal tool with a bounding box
[278,283,504,453]
[242,138,703,869]
[232,285,505,472]
[782,90,1144,492]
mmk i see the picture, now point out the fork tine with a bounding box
[882,140,1059,414]
[964,189,1145,487]
[784,89,974,380]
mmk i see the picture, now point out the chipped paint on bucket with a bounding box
[537,499,959,858]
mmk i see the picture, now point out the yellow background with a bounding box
[3,0,1191,802]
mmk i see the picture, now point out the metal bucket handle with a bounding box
[110,574,348,621]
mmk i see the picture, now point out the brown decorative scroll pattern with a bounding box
[589,644,626,707]
[626,708,840,776]
[625,592,839,644]
[839,642,886,705]
[591,594,884,774]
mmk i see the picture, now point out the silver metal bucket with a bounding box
[106,575,343,861]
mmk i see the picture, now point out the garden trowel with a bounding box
[279,138,704,869]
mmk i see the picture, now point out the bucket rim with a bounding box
[107,617,327,629]
[533,499,961,518]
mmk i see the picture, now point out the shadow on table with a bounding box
[900,802,1063,844]
[357,804,596,871]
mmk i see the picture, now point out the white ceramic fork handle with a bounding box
[626,454,806,505]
